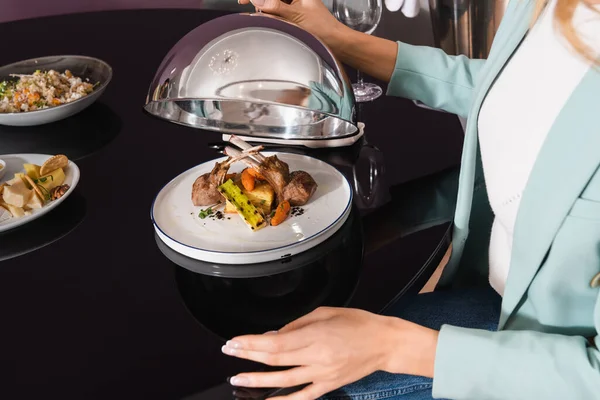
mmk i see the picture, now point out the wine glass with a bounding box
[332,0,383,102]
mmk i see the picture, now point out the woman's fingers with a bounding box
[227,328,312,353]
[230,366,314,388]
[222,345,317,366]
[278,307,336,333]
[247,0,295,19]
[238,0,252,4]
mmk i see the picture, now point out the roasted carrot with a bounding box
[271,201,291,226]
[246,168,265,180]
[241,168,255,192]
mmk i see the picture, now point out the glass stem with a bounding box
[357,70,364,87]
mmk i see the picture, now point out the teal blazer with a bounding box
[387,0,600,398]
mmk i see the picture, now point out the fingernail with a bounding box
[250,0,265,6]
[221,345,238,355]
[264,330,278,335]
[226,340,243,349]
[230,376,250,386]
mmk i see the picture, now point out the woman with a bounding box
[221,0,600,398]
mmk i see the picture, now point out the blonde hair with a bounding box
[533,0,599,65]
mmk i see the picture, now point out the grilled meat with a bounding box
[282,170,317,206]
[257,155,290,200]
[191,159,230,206]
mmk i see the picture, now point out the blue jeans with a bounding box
[320,287,501,400]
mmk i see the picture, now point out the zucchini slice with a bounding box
[218,179,267,231]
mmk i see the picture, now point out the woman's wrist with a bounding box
[381,317,439,378]
[323,26,398,82]
[322,23,355,58]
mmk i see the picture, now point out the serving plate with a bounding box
[151,152,352,264]
[0,154,80,233]
[0,55,112,126]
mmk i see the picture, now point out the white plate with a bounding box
[152,152,353,264]
[0,154,80,233]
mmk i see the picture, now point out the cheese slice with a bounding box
[25,192,43,209]
[0,206,11,223]
[1,202,24,218]
[2,179,33,208]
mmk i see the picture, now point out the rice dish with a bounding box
[0,69,96,113]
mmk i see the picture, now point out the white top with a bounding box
[478,0,600,295]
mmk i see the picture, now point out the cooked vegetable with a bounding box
[218,179,267,231]
[246,168,265,180]
[198,207,214,219]
[241,168,256,192]
[224,181,274,215]
[271,200,291,226]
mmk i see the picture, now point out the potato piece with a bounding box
[245,182,275,214]
[224,200,239,214]
[24,163,41,180]
[35,167,65,192]
[223,180,275,215]
[40,155,68,176]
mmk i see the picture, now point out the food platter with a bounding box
[0,154,80,233]
[152,151,352,264]
[0,55,112,126]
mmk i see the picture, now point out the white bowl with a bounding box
[0,55,112,126]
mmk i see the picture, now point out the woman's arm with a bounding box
[220,305,600,400]
[385,43,486,118]
[433,326,600,399]
[241,0,487,117]
[331,28,486,117]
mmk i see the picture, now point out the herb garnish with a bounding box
[35,175,53,184]
[199,207,214,219]
[0,80,14,99]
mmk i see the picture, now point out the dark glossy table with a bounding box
[0,9,462,400]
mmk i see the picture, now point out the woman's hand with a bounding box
[238,0,399,82]
[221,307,439,400]
[238,0,349,50]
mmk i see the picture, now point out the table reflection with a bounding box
[159,209,363,340]
[0,192,86,262]
[0,102,121,160]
